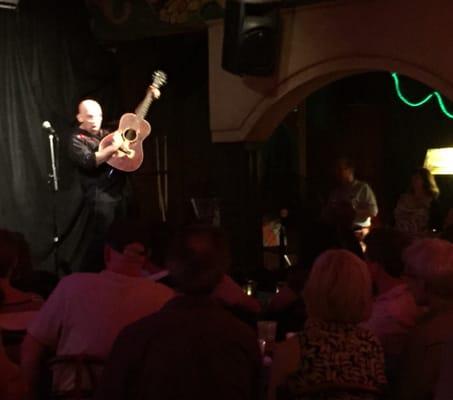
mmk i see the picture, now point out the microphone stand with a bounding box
[46,129,60,275]
[278,210,292,270]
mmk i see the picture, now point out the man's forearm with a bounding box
[95,145,118,166]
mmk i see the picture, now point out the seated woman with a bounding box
[394,168,440,236]
[269,249,386,400]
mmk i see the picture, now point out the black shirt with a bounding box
[68,127,126,200]
[95,296,262,400]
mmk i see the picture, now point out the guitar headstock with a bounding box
[151,70,167,90]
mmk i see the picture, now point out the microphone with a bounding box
[42,120,56,134]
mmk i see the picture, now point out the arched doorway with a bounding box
[257,70,453,271]
[208,0,453,143]
[246,58,453,142]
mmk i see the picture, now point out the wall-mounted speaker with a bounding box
[0,0,19,10]
[222,0,281,77]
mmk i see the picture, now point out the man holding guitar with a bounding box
[68,85,161,272]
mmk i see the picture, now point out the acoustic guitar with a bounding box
[99,70,167,172]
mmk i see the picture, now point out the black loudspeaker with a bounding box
[222,0,281,76]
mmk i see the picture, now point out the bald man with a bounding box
[67,99,130,272]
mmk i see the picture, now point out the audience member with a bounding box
[21,219,174,399]
[396,238,453,400]
[0,229,43,365]
[269,249,386,400]
[0,287,27,400]
[434,335,453,400]
[0,229,43,326]
[394,168,441,235]
[361,228,420,384]
[142,221,261,316]
[95,225,262,400]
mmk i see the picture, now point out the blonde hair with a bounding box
[411,168,440,199]
[403,238,453,299]
[303,249,372,323]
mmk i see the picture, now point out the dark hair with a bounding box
[106,218,149,254]
[335,156,355,171]
[147,221,173,267]
[365,228,412,278]
[412,167,439,199]
[0,229,21,278]
[166,225,230,295]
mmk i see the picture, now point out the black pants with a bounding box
[80,189,125,272]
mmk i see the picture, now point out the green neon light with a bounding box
[434,92,453,118]
[391,72,453,119]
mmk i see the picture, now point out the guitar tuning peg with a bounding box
[152,70,167,88]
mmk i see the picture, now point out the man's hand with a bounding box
[95,131,124,166]
[111,131,124,151]
[149,86,161,100]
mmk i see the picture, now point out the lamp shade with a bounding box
[424,147,453,175]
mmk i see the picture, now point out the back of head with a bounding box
[167,225,230,295]
[147,221,173,268]
[403,238,453,300]
[105,218,149,258]
[0,229,20,279]
[303,249,372,324]
[365,228,412,278]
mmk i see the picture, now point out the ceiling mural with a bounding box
[85,0,224,40]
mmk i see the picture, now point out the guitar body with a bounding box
[99,113,151,172]
[99,70,166,172]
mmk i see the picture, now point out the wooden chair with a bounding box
[48,355,105,400]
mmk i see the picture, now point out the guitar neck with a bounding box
[135,89,155,119]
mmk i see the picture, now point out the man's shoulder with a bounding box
[134,278,175,298]
[116,305,166,341]
[353,180,376,196]
[353,179,372,189]
[69,127,86,138]
[58,272,99,288]
[46,273,100,300]
[118,297,256,343]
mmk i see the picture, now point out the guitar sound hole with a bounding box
[123,129,137,141]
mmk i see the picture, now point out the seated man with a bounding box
[95,225,262,400]
[143,221,261,315]
[21,219,174,399]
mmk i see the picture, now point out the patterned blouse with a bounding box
[394,193,432,235]
[287,319,387,400]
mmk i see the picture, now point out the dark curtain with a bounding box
[0,0,119,274]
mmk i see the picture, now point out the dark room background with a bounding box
[2,0,453,279]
